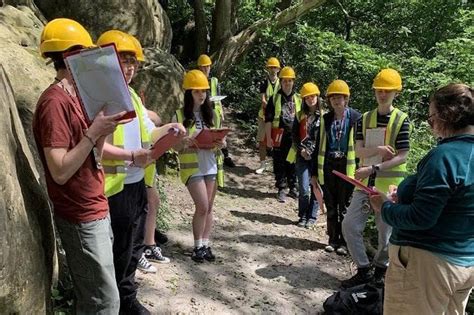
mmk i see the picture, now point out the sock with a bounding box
[202,239,209,247]
[194,239,203,248]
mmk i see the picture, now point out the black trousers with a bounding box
[273,132,296,190]
[108,180,148,306]
[322,157,354,246]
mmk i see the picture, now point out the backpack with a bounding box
[323,283,383,315]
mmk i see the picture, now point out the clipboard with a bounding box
[332,170,377,195]
[191,128,230,149]
[150,127,183,159]
[64,44,136,123]
[209,95,227,102]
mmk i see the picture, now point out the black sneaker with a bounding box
[203,246,216,261]
[224,157,236,167]
[341,266,373,288]
[277,189,286,203]
[154,229,168,245]
[297,218,307,227]
[120,299,151,315]
[191,246,206,263]
[144,245,170,263]
[371,266,387,288]
[288,188,299,199]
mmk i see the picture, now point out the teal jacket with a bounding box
[382,135,474,260]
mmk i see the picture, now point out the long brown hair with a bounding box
[430,83,473,131]
[183,90,214,128]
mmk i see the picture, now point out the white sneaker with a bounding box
[255,161,267,174]
[137,254,157,273]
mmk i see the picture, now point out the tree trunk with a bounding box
[276,0,293,12]
[188,0,208,57]
[212,0,327,78]
[210,0,232,53]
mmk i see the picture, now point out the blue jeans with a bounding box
[295,155,319,221]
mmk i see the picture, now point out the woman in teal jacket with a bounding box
[370,83,474,315]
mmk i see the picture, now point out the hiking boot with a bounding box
[287,188,299,199]
[191,246,206,263]
[297,218,307,227]
[277,189,286,203]
[120,299,151,315]
[325,245,336,253]
[203,246,216,262]
[371,266,387,288]
[336,246,348,256]
[144,245,170,264]
[154,229,168,245]
[341,266,373,288]
[224,156,236,167]
[137,254,157,274]
[305,219,316,229]
[255,161,268,174]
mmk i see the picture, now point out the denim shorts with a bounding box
[186,174,216,186]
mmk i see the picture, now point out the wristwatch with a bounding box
[371,164,380,174]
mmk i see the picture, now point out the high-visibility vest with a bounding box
[103,87,156,197]
[259,78,280,119]
[286,110,308,164]
[176,108,224,187]
[360,108,410,193]
[271,92,302,128]
[210,77,223,119]
[317,113,356,185]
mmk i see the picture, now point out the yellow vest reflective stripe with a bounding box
[210,77,223,119]
[259,78,280,119]
[272,93,302,128]
[176,108,225,187]
[317,115,356,185]
[360,108,409,193]
[103,87,154,197]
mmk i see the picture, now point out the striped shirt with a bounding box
[356,110,410,151]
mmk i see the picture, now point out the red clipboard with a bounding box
[191,128,231,149]
[299,117,307,140]
[150,127,183,159]
[63,44,136,124]
[332,170,377,195]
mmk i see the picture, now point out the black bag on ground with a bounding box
[323,283,383,315]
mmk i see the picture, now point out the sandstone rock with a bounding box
[36,0,172,52]
[0,65,55,314]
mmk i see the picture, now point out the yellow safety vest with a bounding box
[360,108,410,193]
[258,78,280,119]
[210,77,223,119]
[317,113,356,185]
[103,87,156,197]
[175,108,224,187]
[272,92,302,128]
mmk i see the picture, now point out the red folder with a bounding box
[332,170,377,195]
[150,127,183,159]
[191,128,231,149]
[271,127,284,147]
[299,117,307,140]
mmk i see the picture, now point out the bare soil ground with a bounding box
[137,112,353,314]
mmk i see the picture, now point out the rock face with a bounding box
[0,65,55,314]
[131,47,185,122]
[35,0,173,52]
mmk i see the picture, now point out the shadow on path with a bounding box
[239,234,326,251]
[230,210,295,226]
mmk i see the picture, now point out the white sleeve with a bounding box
[142,105,156,133]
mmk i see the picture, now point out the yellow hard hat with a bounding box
[97,30,137,55]
[40,18,94,58]
[326,79,350,96]
[197,54,212,67]
[300,82,321,98]
[279,66,296,79]
[372,68,402,91]
[128,34,145,62]
[183,70,210,90]
[266,57,281,68]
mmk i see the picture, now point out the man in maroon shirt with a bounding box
[33,18,127,314]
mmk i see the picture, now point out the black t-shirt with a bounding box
[356,110,410,151]
[259,78,279,95]
[265,90,296,132]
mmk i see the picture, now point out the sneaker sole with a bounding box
[147,258,170,264]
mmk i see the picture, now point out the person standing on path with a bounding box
[312,80,361,255]
[370,83,474,314]
[197,54,236,168]
[341,69,412,288]
[33,18,125,314]
[265,66,301,203]
[287,82,322,228]
[256,57,281,174]
[173,69,225,263]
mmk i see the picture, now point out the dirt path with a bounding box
[137,111,353,314]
